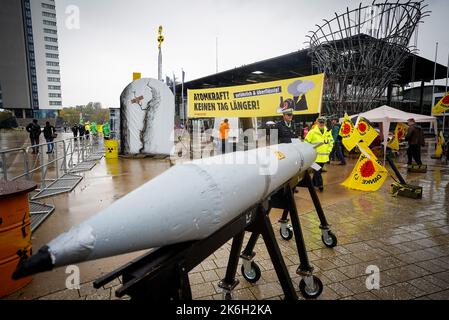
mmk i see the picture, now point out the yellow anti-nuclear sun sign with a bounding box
[188,74,325,118]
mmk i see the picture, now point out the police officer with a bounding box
[304,116,333,192]
[274,103,298,224]
[275,105,296,144]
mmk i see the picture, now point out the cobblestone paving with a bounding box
[30,164,449,301]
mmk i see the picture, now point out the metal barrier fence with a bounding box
[0,136,104,185]
[0,135,105,232]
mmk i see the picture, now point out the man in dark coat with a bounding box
[43,121,56,154]
[405,118,425,166]
[26,119,41,154]
[78,124,86,140]
[72,124,79,141]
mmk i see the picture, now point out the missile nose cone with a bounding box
[12,246,54,280]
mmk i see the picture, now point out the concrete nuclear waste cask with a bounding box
[120,78,174,156]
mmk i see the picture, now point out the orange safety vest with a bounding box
[219,122,230,140]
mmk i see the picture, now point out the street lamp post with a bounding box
[157,26,164,82]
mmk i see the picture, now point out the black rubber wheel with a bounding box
[280,227,293,241]
[321,231,338,248]
[299,276,323,299]
[241,262,261,283]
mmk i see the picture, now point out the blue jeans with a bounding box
[221,139,228,154]
[331,144,346,164]
[46,138,54,153]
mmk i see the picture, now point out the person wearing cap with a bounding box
[304,116,334,192]
[405,118,425,166]
[275,105,297,144]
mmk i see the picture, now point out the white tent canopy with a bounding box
[356,105,437,125]
[341,105,438,162]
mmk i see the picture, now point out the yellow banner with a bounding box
[436,131,445,158]
[387,123,408,151]
[432,93,449,115]
[396,123,408,141]
[387,134,400,151]
[340,113,361,151]
[342,142,388,192]
[356,117,378,146]
[187,74,325,118]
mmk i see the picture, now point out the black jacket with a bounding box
[72,126,79,136]
[275,121,296,144]
[43,125,55,139]
[26,123,41,138]
[405,124,425,146]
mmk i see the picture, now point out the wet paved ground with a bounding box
[1,131,448,300]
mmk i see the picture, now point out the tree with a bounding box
[60,104,110,126]
[60,107,81,125]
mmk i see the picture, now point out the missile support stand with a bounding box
[94,201,301,300]
[240,172,326,298]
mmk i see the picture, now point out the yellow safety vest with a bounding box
[305,126,334,163]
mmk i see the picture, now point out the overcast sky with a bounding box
[55,0,449,108]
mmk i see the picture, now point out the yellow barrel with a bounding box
[105,139,119,159]
[0,181,37,298]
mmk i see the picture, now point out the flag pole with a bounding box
[443,52,449,133]
[216,37,219,74]
[431,42,438,115]
[157,26,164,82]
[430,41,438,153]
[181,69,185,122]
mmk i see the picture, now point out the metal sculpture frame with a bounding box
[307,1,430,115]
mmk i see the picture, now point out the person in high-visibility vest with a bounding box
[219,119,230,154]
[305,116,334,192]
[103,122,111,140]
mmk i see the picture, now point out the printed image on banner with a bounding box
[432,93,449,115]
[339,114,360,151]
[341,142,388,192]
[356,117,378,146]
[187,74,325,118]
